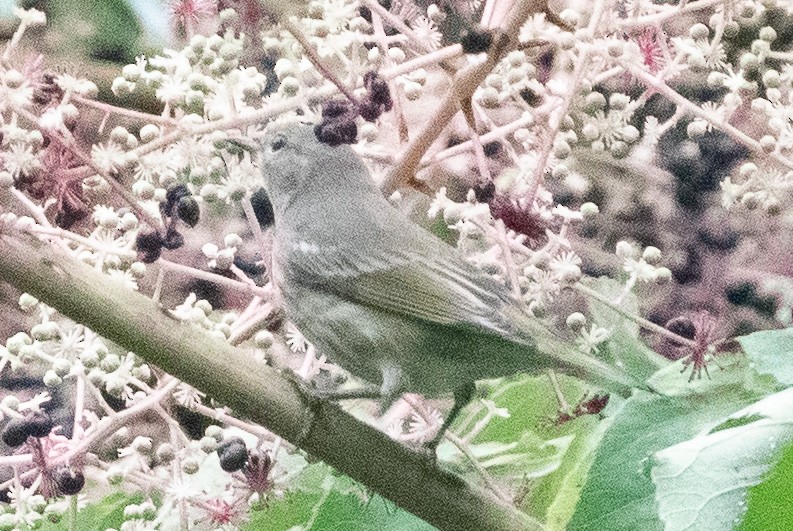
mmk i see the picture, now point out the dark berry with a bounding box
[176,196,200,227]
[53,466,85,496]
[489,195,546,240]
[217,437,248,472]
[483,141,502,157]
[359,5,372,22]
[315,120,357,146]
[460,29,493,54]
[473,181,496,203]
[363,72,392,110]
[250,188,274,228]
[136,229,164,263]
[520,88,542,107]
[725,283,755,306]
[358,100,382,122]
[233,257,267,276]
[26,411,54,438]
[665,316,697,341]
[1,411,53,447]
[2,418,31,447]
[161,226,184,250]
[322,100,353,119]
[164,184,191,214]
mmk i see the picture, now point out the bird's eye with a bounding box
[271,135,287,152]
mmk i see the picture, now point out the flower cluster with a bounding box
[1,0,793,527]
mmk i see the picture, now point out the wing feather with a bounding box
[282,224,517,336]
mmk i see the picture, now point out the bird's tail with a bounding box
[504,305,648,395]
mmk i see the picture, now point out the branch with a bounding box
[382,0,546,195]
[0,233,541,531]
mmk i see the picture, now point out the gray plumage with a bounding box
[261,124,641,405]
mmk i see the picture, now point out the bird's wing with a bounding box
[284,226,517,336]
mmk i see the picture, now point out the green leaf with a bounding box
[444,432,574,486]
[646,353,766,397]
[587,277,668,380]
[738,328,793,386]
[568,389,755,531]
[651,387,793,531]
[543,414,612,531]
[740,438,793,530]
[244,488,436,531]
[456,374,610,527]
[40,492,143,530]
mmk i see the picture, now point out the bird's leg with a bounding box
[425,382,476,451]
[377,363,405,413]
[283,368,382,402]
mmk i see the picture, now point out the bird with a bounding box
[260,123,643,447]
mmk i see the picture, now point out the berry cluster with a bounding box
[1,411,53,448]
[135,184,200,263]
[314,71,392,146]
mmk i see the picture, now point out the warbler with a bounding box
[261,123,643,446]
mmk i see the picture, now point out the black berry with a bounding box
[26,411,54,438]
[363,72,392,110]
[460,29,493,54]
[176,196,200,228]
[483,141,502,157]
[322,100,353,119]
[135,229,164,263]
[1,411,53,447]
[315,120,357,146]
[473,181,496,203]
[2,418,30,447]
[53,466,85,496]
[164,184,191,215]
[358,100,382,122]
[161,226,184,250]
[250,188,274,228]
[217,437,248,472]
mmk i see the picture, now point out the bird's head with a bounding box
[260,123,374,212]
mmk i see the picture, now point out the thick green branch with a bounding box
[0,234,540,531]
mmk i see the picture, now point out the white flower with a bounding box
[135,148,179,184]
[722,67,751,93]
[91,142,127,173]
[55,74,98,97]
[411,16,442,50]
[173,383,206,409]
[285,325,309,353]
[406,407,443,441]
[155,76,190,106]
[623,257,658,282]
[107,268,139,290]
[6,480,45,527]
[576,324,612,355]
[3,143,40,178]
[39,107,68,131]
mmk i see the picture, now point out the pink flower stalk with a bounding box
[170,0,218,36]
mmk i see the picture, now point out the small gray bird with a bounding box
[261,124,642,446]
